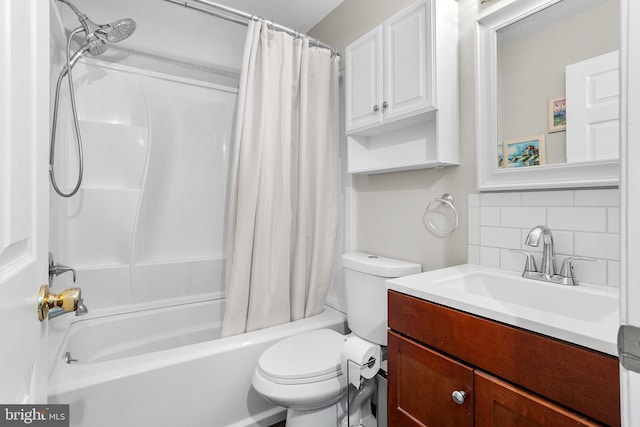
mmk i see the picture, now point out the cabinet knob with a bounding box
[382,101,388,110]
[451,390,466,405]
[373,104,380,112]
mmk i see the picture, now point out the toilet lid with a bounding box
[258,329,345,384]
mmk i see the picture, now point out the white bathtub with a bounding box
[48,298,347,427]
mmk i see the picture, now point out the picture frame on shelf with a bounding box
[503,135,546,168]
[548,96,566,133]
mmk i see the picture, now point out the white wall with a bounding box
[311,0,622,281]
[310,0,476,272]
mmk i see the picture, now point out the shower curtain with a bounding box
[221,21,340,336]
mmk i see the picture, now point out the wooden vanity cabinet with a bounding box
[387,290,620,427]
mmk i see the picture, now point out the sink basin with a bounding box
[386,264,619,355]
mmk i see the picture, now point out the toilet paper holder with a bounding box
[360,357,377,369]
[341,357,380,427]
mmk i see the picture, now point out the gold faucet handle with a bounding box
[37,285,81,321]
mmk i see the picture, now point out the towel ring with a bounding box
[423,193,459,235]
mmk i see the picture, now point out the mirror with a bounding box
[476,0,620,191]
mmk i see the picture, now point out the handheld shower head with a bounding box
[84,37,108,56]
[50,1,136,198]
[98,18,137,43]
[56,0,137,49]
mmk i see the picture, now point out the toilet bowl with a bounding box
[251,252,421,426]
[252,329,347,411]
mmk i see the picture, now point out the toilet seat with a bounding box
[257,329,345,385]
[252,329,348,411]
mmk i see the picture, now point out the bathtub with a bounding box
[48,298,347,427]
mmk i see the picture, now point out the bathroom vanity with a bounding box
[386,265,620,426]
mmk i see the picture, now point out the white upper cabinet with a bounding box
[345,28,384,131]
[345,0,459,174]
[383,0,433,122]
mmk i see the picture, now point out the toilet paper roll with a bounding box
[340,336,381,389]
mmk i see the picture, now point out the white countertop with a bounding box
[386,264,620,356]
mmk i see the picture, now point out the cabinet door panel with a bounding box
[384,0,434,121]
[388,331,473,427]
[345,27,384,132]
[475,371,602,427]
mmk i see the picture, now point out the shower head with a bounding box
[84,36,108,56]
[56,0,136,52]
[58,28,107,78]
[97,18,137,43]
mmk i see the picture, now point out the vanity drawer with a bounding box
[388,290,620,426]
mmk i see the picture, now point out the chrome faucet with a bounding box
[512,226,596,286]
[48,299,89,320]
[524,225,556,276]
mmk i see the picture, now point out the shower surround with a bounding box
[48,50,237,310]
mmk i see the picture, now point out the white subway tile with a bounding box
[468,245,480,264]
[480,192,522,207]
[480,207,500,226]
[468,193,480,207]
[608,207,620,233]
[574,188,620,207]
[551,230,574,256]
[522,190,574,206]
[500,248,530,272]
[574,232,620,260]
[500,207,546,228]
[608,261,620,287]
[480,246,500,268]
[547,207,607,232]
[468,207,480,245]
[480,226,521,249]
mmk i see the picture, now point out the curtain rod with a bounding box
[162,0,338,54]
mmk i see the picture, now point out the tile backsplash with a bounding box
[468,189,620,287]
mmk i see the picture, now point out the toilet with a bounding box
[251,252,421,426]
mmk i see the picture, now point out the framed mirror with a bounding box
[475,0,620,191]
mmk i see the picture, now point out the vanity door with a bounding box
[475,371,602,427]
[388,331,473,427]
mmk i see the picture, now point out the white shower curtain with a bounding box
[221,21,340,336]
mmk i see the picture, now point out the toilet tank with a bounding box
[342,252,421,346]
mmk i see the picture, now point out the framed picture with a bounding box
[497,143,504,169]
[548,96,566,133]
[503,135,546,168]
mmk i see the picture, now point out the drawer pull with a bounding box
[451,390,466,404]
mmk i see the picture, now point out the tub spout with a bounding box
[48,300,89,320]
[76,301,89,316]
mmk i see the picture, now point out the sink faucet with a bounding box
[513,226,596,286]
[524,225,556,276]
